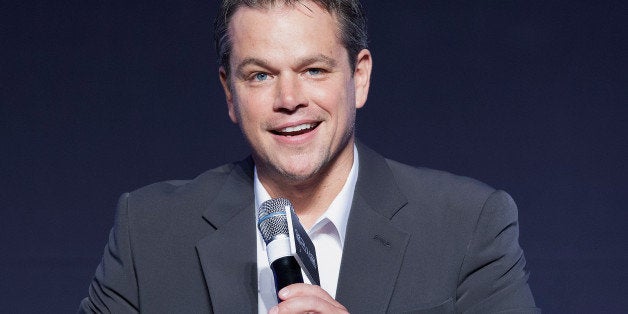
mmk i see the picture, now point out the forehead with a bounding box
[228,1,338,28]
[227,2,343,58]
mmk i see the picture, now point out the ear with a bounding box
[353,49,372,109]
[219,67,238,124]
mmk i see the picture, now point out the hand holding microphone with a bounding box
[258,198,349,313]
[258,198,348,313]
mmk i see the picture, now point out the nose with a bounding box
[273,73,307,112]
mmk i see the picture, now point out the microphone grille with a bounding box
[257,198,292,244]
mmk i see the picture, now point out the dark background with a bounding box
[2,1,627,312]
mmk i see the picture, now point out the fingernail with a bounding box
[278,287,290,298]
[269,305,279,314]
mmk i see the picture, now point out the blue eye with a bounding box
[254,73,268,81]
[307,68,322,75]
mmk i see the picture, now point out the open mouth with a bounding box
[271,122,320,136]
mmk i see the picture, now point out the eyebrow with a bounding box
[235,57,271,76]
[235,54,338,75]
[297,54,338,69]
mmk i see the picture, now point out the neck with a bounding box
[257,143,355,229]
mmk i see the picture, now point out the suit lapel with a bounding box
[195,158,258,313]
[336,143,410,313]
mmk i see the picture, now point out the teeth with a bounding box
[280,123,314,133]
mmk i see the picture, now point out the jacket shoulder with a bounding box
[385,159,496,206]
[120,162,246,227]
[128,162,236,200]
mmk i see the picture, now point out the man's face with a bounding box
[220,2,371,183]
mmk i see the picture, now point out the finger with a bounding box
[273,295,349,314]
[277,284,335,304]
[277,284,347,311]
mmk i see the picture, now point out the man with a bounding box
[80,0,538,313]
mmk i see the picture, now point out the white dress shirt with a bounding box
[255,146,359,313]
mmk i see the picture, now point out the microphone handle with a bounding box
[270,255,304,300]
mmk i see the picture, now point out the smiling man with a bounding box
[80,1,538,313]
[219,2,371,229]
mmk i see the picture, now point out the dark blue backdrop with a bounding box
[2,1,627,312]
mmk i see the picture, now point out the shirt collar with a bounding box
[253,145,359,247]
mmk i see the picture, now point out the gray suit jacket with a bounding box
[80,143,538,313]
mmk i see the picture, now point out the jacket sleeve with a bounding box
[78,193,139,313]
[455,190,540,313]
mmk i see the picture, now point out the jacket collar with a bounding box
[196,156,258,313]
[335,142,410,312]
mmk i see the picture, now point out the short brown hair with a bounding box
[214,0,368,75]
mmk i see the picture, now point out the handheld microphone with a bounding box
[257,198,319,298]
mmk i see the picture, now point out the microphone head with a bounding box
[258,198,292,244]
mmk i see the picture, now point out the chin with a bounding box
[278,166,318,182]
[273,160,323,183]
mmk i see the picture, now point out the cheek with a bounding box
[310,82,351,112]
[232,90,260,118]
[231,94,271,135]
[326,87,355,119]
[237,86,274,110]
